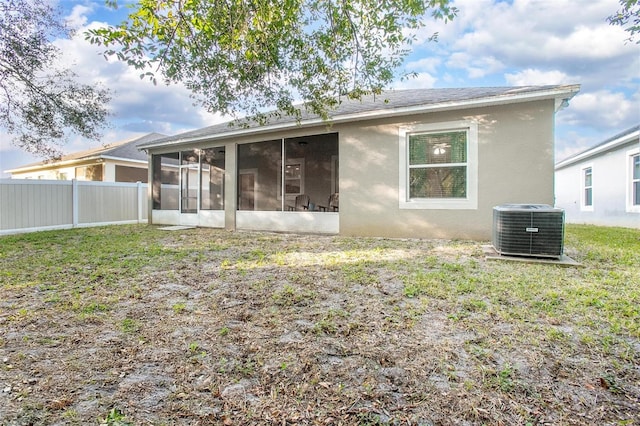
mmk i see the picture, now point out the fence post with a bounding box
[137,181,143,223]
[72,179,78,228]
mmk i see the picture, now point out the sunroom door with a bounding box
[239,169,257,210]
[180,150,199,213]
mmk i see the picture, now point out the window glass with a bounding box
[75,165,103,181]
[115,165,147,183]
[633,155,640,206]
[584,167,593,207]
[410,166,467,198]
[408,131,468,199]
[284,163,302,194]
[409,132,466,165]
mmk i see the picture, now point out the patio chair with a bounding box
[287,194,311,211]
[318,192,339,212]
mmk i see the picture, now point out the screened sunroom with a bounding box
[149,132,339,233]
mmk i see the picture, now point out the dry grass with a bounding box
[0,224,638,425]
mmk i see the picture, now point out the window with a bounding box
[628,149,640,213]
[582,166,593,210]
[115,165,147,183]
[278,157,305,199]
[284,161,304,195]
[409,131,467,198]
[75,164,103,181]
[634,155,640,206]
[399,121,478,209]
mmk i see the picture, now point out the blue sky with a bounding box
[1,0,638,177]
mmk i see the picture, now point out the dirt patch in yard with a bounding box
[0,226,638,425]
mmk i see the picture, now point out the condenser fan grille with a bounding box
[493,204,564,258]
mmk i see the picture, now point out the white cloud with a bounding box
[65,4,93,30]
[555,130,600,162]
[560,90,637,129]
[505,69,572,86]
[404,57,442,74]
[52,21,222,133]
[543,24,631,60]
[405,0,639,160]
[1,12,226,174]
[444,52,505,79]
[3,0,639,175]
[424,0,638,78]
[392,73,438,89]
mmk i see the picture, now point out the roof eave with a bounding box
[6,155,105,174]
[138,85,581,151]
[5,155,147,174]
[555,128,640,169]
[99,156,148,164]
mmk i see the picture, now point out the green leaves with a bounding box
[88,0,456,122]
[0,0,110,157]
[608,0,640,43]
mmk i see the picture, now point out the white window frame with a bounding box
[627,147,640,213]
[581,164,594,212]
[399,120,478,210]
[277,157,305,201]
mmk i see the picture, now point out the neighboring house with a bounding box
[6,133,167,183]
[138,85,580,240]
[555,125,640,229]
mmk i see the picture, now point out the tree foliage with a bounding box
[608,0,640,43]
[87,0,456,123]
[0,0,110,157]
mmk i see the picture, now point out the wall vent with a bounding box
[492,204,564,258]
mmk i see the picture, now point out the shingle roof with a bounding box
[7,133,167,173]
[555,124,640,169]
[138,85,580,150]
[102,132,168,161]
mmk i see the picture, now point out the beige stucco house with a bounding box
[138,86,579,240]
[6,133,166,182]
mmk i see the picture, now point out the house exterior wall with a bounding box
[146,99,556,240]
[335,100,555,240]
[555,141,640,228]
[10,166,78,180]
[103,160,148,182]
[10,159,147,182]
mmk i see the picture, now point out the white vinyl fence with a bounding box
[0,179,148,235]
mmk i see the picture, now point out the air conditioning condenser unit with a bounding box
[492,204,564,258]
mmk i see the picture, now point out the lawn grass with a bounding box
[0,224,638,425]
